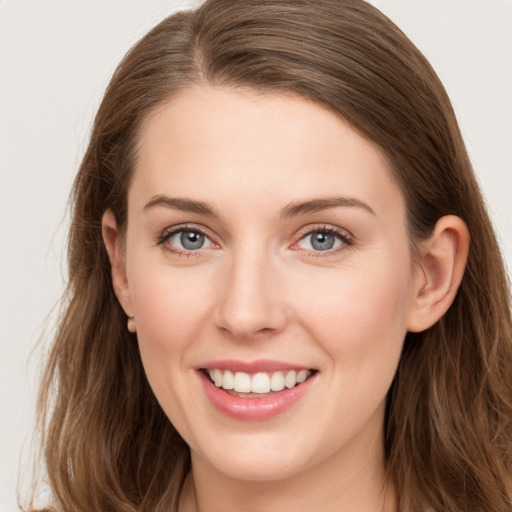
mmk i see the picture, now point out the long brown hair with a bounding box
[30,1,512,511]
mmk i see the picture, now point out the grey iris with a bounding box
[181,231,204,250]
[311,232,335,251]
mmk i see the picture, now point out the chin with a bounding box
[191,426,326,483]
[205,451,308,483]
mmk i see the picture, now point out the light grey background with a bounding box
[1,1,511,510]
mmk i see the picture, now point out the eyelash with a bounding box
[293,224,354,256]
[155,223,354,257]
[155,224,212,257]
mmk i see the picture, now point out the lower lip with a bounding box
[198,371,316,420]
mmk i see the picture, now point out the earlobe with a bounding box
[101,209,133,317]
[407,215,470,333]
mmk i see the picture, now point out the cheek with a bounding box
[130,265,213,351]
[291,254,413,379]
[127,265,216,435]
[287,261,412,449]
[125,263,218,420]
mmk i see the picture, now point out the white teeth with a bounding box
[223,370,234,390]
[206,369,312,394]
[285,370,297,389]
[297,369,309,383]
[213,369,223,387]
[270,371,285,391]
[251,372,271,393]
[233,372,252,393]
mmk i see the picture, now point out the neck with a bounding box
[179,431,396,512]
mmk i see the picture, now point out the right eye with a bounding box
[158,227,215,254]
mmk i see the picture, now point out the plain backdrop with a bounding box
[1,1,511,510]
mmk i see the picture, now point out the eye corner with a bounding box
[154,223,219,256]
[291,224,355,255]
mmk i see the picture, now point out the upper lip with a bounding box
[198,359,313,373]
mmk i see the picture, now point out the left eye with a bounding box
[297,230,345,252]
[167,229,213,251]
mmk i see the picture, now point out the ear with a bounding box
[407,215,469,333]
[102,209,133,316]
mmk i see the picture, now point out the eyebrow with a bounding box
[280,196,376,218]
[143,194,375,218]
[143,195,219,217]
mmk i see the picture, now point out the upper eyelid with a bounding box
[294,224,353,240]
[156,223,354,249]
[156,223,215,246]
[163,224,352,237]
[162,223,212,237]
[291,225,355,255]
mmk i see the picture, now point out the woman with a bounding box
[30,0,512,511]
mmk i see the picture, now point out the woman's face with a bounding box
[118,86,424,481]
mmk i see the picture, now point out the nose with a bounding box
[214,248,287,341]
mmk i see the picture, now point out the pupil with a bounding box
[311,232,334,251]
[181,231,204,250]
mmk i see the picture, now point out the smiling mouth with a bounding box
[203,369,317,397]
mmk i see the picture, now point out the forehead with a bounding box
[131,85,404,220]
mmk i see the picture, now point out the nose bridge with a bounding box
[215,239,285,340]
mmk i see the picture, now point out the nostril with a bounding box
[214,274,288,340]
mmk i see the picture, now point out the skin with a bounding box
[103,86,469,512]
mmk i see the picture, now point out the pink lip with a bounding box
[197,367,317,421]
[199,359,310,373]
